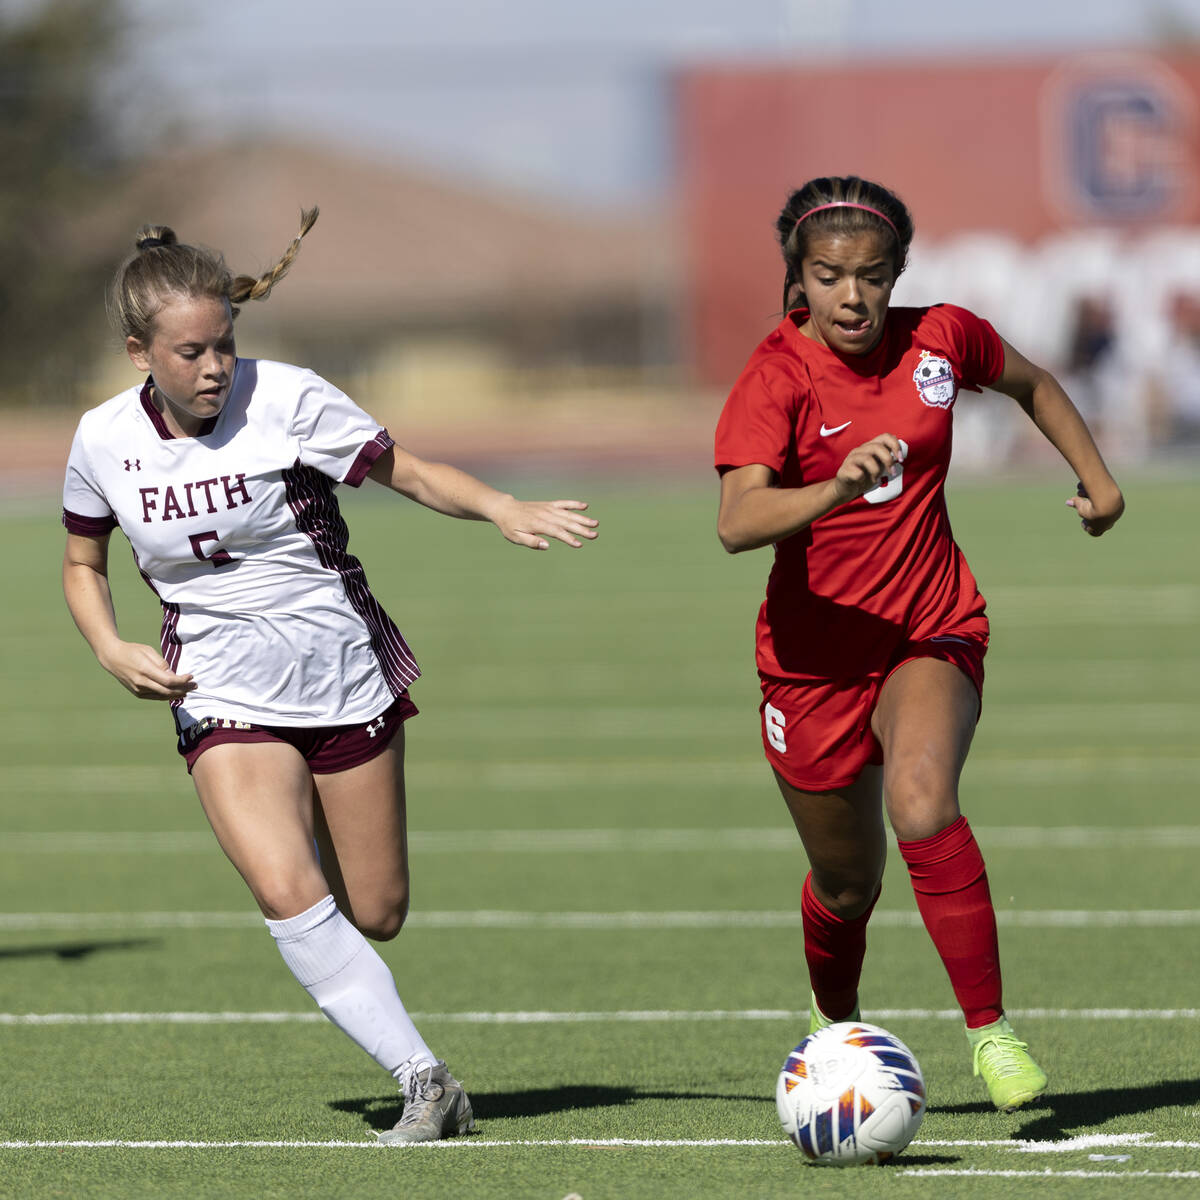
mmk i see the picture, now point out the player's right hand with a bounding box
[101,641,197,700]
[834,433,905,501]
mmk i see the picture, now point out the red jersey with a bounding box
[714,304,1004,681]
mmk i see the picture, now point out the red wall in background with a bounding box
[677,51,1200,383]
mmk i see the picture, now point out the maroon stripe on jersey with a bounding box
[62,508,118,536]
[139,379,218,439]
[344,429,394,488]
[281,461,421,692]
[120,542,183,679]
[159,602,186,712]
[159,600,183,674]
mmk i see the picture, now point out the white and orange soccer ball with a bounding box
[776,1021,926,1166]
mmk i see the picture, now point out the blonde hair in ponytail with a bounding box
[229,206,319,308]
[109,207,320,344]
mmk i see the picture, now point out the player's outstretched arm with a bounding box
[990,338,1125,537]
[62,532,196,699]
[718,435,904,553]
[367,444,598,550]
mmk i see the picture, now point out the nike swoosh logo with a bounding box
[819,421,852,437]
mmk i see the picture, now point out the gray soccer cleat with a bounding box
[377,1061,475,1145]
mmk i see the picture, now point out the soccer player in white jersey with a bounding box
[61,210,598,1143]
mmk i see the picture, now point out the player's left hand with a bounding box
[1066,481,1125,537]
[495,499,599,550]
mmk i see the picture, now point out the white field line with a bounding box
[1005,1133,1183,1153]
[7,825,1200,854]
[2,756,1198,796]
[1,1135,1198,1149]
[899,1169,1200,1179]
[2,1007,1197,1026]
[4,908,1200,932]
[1,1136,1198,1170]
[0,1139,782,1150]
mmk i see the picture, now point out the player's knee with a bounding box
[886,785,960,841]
[811,873,881,920]
[884,766,960,841]
[253,875,331,924]
[829,887,879,921]
[354,892,410,942]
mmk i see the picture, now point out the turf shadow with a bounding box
[933,1077,1200,1137]
[881,1152,962,1167]
[332,1084,765,1130]
[0,937,157,961]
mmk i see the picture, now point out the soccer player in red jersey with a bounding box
[62,210,598,1142]
[714,176,1124,1111]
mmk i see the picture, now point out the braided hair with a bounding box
[109,207,319,345]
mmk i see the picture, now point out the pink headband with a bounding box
[794,202,899,239]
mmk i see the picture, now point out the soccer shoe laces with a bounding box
[400,1061,443,1108]
[971,1029,1031,1079]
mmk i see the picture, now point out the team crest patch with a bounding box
[913,351,957,409]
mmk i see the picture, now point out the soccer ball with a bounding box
[776,1021,926,1165]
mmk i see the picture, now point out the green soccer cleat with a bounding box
[808,991,861,1035]
[967,1016,1048,1111]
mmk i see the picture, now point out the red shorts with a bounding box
[178,694,418,774]
[759,634,986,793]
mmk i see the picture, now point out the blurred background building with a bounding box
[4,0,1200,478]
[678,49,1200,466]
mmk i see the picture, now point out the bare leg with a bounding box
[871,657,1002,1027]
[871,655,1047,1106]
[775,764,884,918]
[191,737,433,1079]
[871,657,977,840]
[192,740,327,919]
[312,733,410,940]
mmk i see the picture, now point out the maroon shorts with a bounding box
[759,633,986,793]
[178,694,418,775]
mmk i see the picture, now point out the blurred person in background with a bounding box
[60,210,598,1143]
[1147,291,1200,448]
[1061,296,1117,433]
[714,175,1123,1112]
[1059,295,1149,464]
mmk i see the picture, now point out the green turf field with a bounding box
[2,472,1198,1198]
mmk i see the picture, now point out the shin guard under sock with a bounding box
[266,894,434,1079]
[897,816,1003,1028]
[801,872,879,1021]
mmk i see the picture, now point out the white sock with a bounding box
[266,894,435,1081]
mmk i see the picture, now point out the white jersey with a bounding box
[62,359,419,735]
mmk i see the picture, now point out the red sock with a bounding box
[801,873,879,1021]
[897,815,1002,1028]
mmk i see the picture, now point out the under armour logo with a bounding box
[365,717,386,738]
[124,459,141,472]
